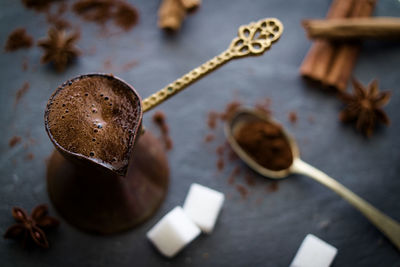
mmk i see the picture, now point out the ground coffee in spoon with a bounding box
[234,120,293,171]
[46,75,141,173]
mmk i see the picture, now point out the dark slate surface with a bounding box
[0,0,399,266]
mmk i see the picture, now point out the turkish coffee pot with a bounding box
[44,18,283,234]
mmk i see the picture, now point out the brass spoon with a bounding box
[142,18,283,112]
[225,108,400,251]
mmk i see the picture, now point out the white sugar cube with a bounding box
[147,206,201,258]
[290,234,338,267]
[183,183,225,233]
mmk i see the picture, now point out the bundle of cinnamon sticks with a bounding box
[300,0,377,91]
[158,0,201,32]
[303,17,400,40]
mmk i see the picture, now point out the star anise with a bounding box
[339,78,391,137]
[38,27,80,72]
[3,204,59,248]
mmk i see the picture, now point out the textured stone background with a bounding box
[0,0,399,266]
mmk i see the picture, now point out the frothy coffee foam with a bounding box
[46,75,141,172]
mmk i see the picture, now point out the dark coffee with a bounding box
[46,75,141,173]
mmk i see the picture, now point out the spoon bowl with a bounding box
[224,107,298,179]
[225,108,400,251]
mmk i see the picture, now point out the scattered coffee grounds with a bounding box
[56,1,68,14]
[228,166,241,185]
[121,60,139,72]
[216,145,225,171]
[4,28,33,52]
[22,59,29,71]
[46,14,71,30]
[45,1,71,29]
[152,111,173,151]
[46,75,141,172]
[15,82,30,106]
[204,133,215,143]
[207,111,218,129]
[23,0,72,29]
[73,0,111,24]
[254,97,272,115]
[228,147,238,161]
[236,184,248,199]
[244,171,256,186]
[73,0,139,31]
[203,98,283,201]
[266,181,279,192]
[113,1,139,31]
[308,115,315,124]
[234,120,293,171]
[220,101,242,121]
[153,111,168,133]
[216,145,224,156]
[288,111,298,124]
[9,136,22,147]
[21,0,57,12]
[216,158,224,171]
[103,58,113,70]
[25,153,35,161]
[165,137,173,150]
[103,58,139,72]
[86,45,97,55]
[255,196,263,205]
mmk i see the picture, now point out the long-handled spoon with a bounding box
[142,18,283,112]
[225,108,400,251]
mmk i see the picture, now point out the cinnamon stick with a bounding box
[303,17,400,40]
[180,0,201,13]
[158,0,201,32]
[300,0,355,82]
[325,0,377,91]
[158,0,186,32]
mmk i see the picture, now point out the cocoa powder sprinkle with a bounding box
[244,171,256,186]
[25,153,35,161]
[21,0,57,12]
[204,133,215,143]
[152,111,173,150]
[207,111,218,129]
[15,82,30,106]
[9,136,22,147]
[266,181,279,192]
[228,166,241,185]
[220,101,241,121]
[73,0,139,31]
[255,98,272,115]
[288,111,298,124]
[4,28,33,52]
[216,145,224,156]
[236,184,248,199]
[216,158,224,171]
[22,59,29,71]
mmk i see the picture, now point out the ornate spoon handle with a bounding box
[142,18,284,112]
